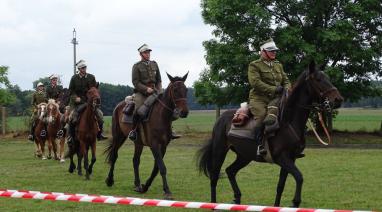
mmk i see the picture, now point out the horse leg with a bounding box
[139,145,166,193]
[105,135,126,187]
[210,148,229,203]
[88,142,96,175]
[274,167,288,206]
[225,154,251,204]
[77,142,83,176]
[52,137,59,160]
[275,156,303,207]
[132,144,144,192]
[84,144,90,180]
[59,138,65,162]
[47,138,52,159]
[41,140,47,160]
[150,145,172,200]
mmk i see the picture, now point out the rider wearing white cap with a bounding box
[28,82,48,141]
[46,74,63,101]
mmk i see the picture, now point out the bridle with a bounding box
[157,81,187,112]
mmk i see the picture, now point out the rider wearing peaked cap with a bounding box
[28,82,48,141]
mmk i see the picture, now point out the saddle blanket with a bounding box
[228,118,257,140]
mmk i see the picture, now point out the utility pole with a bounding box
[71,28,78,75]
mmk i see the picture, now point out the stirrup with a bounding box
[57,130,64,138]
[40,130,46,137]
[128,130,137,141]
[257,145,266,156]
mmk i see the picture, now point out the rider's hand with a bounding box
[275,86,284,95]
[75,97,81,103]
[146,87,154,94]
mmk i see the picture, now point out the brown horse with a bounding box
[46,99,61,161]
[105,73,189,200]
[67,87,100,180]
[34,103,47,159]
[197,61,344,207]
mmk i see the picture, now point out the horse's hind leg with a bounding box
[225,154,251,204]
[59,138,65,162]
[210,148,228,203]
[150,145,172,200]
[47,138,53,159]
[77,144,84,176]
[132,144,144,192]
[52,138,59,160]
[105,135,126,187]
[88,142,96,175]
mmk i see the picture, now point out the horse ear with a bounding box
[181,71,189,82]
[166,72,175,82]
[309,60,316,74]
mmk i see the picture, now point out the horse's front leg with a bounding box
[47,137,53,159]
[150,145,172,200]
[52,137,59,160]
[59,137,65,162]
[41,139,47,160]
[84,145,90,180]
[274,167,288,206]
[133,144,144,192]
[88,141,96,175]
[77,142,83,176]
[275,156,303,207]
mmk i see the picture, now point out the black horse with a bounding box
[105,73,189,200]
[197,61,343,207]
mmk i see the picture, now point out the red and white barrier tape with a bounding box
[0,189,374,212]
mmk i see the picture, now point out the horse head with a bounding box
[47,99,60,124]
[304,61,344,110]
[166,72,189,118]
[37,103,47,120]
[86,87,101,109]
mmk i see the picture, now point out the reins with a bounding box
[156,81,187,113]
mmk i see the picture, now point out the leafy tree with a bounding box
[99,83,134,115]
[196,0,382,107]
[0,66,16,105]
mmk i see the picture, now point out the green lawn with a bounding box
[0,137,381,211]
[6,108,381,134]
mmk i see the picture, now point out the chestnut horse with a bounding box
[46,99,61,161]
[67,87,100,180]
[105,73,189,200]
[34,103,47,159]
[197,61,344,207]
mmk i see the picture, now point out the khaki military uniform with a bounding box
[30,91,48,124]
[248,58,291,125]
[132,60,162,110]
[46,85,63,101]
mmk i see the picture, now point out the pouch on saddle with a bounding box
[122,96,135,123]
[122,93,158,124]
[228,102,257,140]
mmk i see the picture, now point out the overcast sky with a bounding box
[0,0,213,90]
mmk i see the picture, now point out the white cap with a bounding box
[260,38,279,51]
[138,44,152,53]
[76,60,87,69]
[49,74,59,80]
[37,82,44,87]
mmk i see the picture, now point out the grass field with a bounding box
[4,108,382,134]
[0,137,381,211]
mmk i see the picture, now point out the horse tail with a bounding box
[197,110,233,178]
[104,101,125,164]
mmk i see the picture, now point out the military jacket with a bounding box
[248,58,291,100]
[132,60,162,95]
[32,91,47,107]
[69,73,97,105]
[46,85,63,100]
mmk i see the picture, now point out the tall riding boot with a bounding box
[128,114,140,141]
[170,126,181,140]
[255,126,266,155]
[97,122,108,141]
[28,122,36,141]
[263,106,280,134]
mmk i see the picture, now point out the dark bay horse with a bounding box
[105,73,189,200]
[46,99,61,161]
[197,61,343,207]
[68,87,100,180]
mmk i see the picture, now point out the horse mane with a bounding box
[47,99,60,110]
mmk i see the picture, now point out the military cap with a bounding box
[260,38,279,51]
[37,82,44,87]
[138,44,152,53]
[49,74,59,80]
[76,59,87,69]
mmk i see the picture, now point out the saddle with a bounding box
[122,94,157,124]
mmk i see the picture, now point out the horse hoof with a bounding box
[134,185,143,193]
[105,178,114,187]
[164,193,173,200]
[78,172,83,176]
[47,155,52,159]
[42,156,47,160]
[60,159,65,163]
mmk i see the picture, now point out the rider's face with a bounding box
[141,51,151,61]
[78,66,87,75]
[51,78,57,86]
[261,50,277,60]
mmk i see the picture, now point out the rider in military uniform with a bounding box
[248,38,291,154]
[128,44,180,141]
[46,74,63,101]
[66,60,107,145]
[28,82,48,141]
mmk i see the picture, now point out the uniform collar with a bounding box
[141,60,151,65]
[260,57,274,67]
[78,73,88,78]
